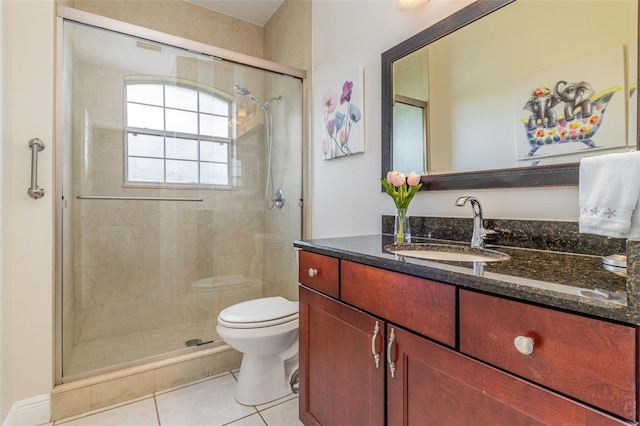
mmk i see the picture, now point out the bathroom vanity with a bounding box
[294,234,640,425]
[333,0,640,421]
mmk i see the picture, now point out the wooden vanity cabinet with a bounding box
[459,290,637,421]
[298,250,637,425]
[298,251,340,298]
[341,260,456,347]
[299,285,385,426]
[387,325,629,425]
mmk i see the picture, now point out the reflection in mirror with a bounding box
[382,0,639,190]
[393,48,428,175]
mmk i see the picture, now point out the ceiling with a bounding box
[186,0,285,26]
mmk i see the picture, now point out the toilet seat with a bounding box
[218,296,299,329]
[217,313,299,329]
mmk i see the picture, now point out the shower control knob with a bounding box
[513,336,534,355]
[308,268,318,277]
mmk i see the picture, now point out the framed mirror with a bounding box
[382,0,639,190]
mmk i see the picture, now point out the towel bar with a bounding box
[76,195,204,202]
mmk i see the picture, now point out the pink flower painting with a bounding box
[321,68,364,159]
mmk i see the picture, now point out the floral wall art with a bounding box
[321,67,364,159]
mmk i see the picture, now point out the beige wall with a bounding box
[1,0,55,422]
[0,0,9,418]
[394,49,429,102]
[264,0,311,72]
[68,0,264,58]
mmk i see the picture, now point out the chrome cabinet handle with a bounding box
[387,327,396,378]
[27,138,45,199]
[514,336,534,355]
[371,321,381,368]
[308,268,318,277]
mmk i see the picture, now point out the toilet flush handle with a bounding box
[308,268,318,277]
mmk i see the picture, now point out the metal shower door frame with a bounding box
[54,5,307,384]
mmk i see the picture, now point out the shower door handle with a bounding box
[27,138,45,199]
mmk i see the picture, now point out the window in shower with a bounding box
[125,81,232,186]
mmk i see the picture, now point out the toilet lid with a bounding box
[218,296,299,324]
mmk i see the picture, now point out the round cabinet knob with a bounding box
[308,268,318,277]
[513,336,534,355]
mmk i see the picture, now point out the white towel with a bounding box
[579,151,640,238]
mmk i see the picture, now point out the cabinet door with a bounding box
[299,286,385,426]
[386,325,630,426]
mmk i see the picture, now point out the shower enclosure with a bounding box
[57,14,303,380]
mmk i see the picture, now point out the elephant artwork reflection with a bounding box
[553,80,595,121]
[520,80,619,157]
[524,86,558,131]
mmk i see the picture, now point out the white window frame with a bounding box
[124,79,234,188]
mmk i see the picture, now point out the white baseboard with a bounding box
[2,394,50,426]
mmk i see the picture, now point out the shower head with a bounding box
[234,84,283,111]
[233,84,250,96]
[234,84,264,109]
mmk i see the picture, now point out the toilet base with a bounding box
[234,353,292,406]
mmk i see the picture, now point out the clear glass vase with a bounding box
[394,208,411,244]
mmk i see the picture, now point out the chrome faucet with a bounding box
[454,196,497,248]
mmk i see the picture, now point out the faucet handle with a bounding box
[481,228,498,241]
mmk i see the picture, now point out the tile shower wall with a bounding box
[66,44,267,376]
[261,0,310,303]
[59,0,307,380]
[261,72,303,303]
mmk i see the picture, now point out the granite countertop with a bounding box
[294,234,640,325]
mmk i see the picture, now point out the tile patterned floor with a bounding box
[50,371,303,426]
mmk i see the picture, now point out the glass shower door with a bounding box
[195,60,304,344]
[60,18,303,380]
[61,20,222,377]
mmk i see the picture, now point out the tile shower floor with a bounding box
[49,371,303,426]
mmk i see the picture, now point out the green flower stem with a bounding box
[396,208,407,243]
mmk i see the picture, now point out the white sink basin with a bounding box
[385,243,509,263]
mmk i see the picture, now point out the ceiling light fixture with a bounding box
[396,0,429,12]
[230,99,257,133]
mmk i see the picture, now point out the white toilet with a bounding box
[216,296,299,406]
[190,275,263,342]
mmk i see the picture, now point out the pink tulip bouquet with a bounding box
[380,171,422,209]
[381,171,422,243]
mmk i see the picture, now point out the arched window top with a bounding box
[124,79,233,187]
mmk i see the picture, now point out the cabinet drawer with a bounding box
[341,261,456,347]
[460,290,637,421]
[298,251,339,298]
